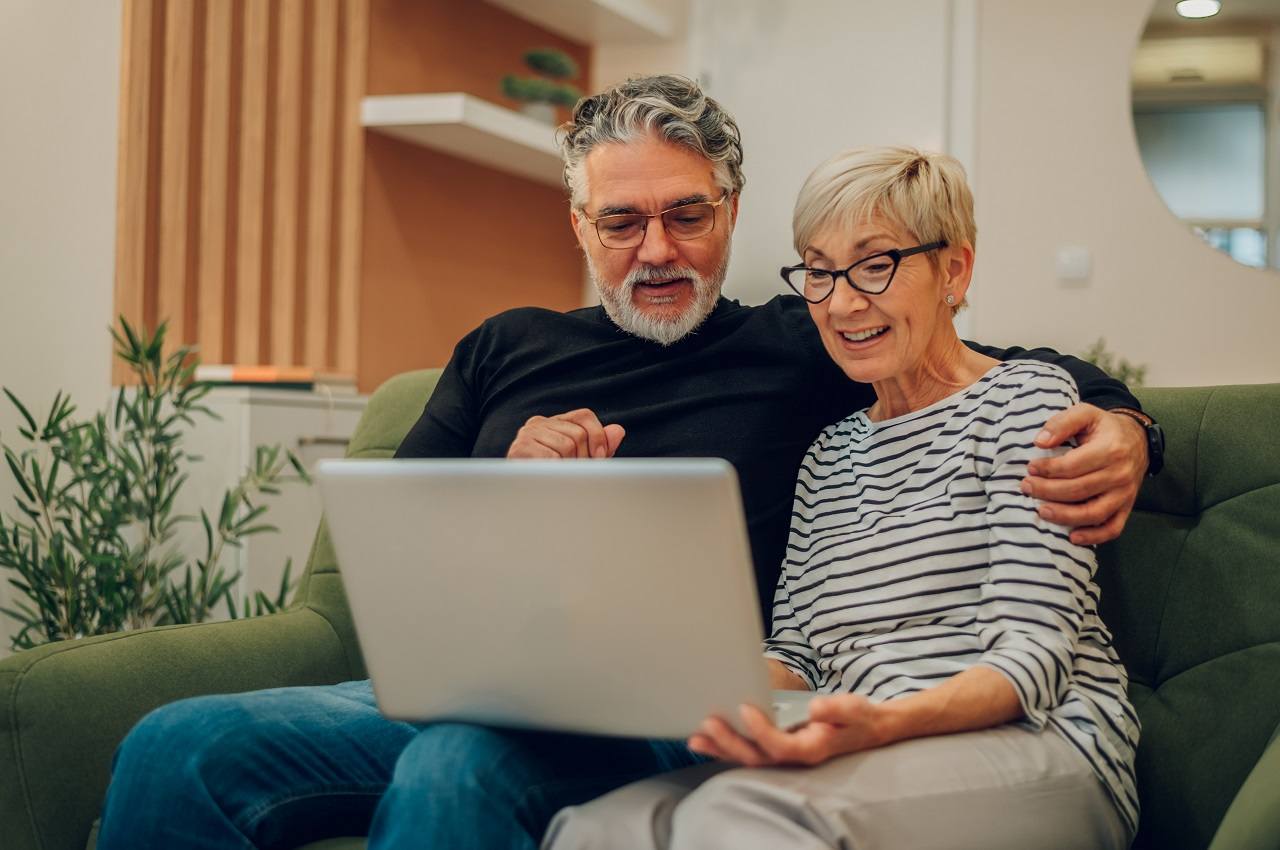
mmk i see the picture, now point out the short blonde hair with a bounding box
[792,146,976,311]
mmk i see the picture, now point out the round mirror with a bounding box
[1131,0,1280,271]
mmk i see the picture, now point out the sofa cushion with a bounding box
[1097,385,1280,850]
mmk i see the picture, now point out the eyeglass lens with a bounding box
[596,203,717,248]
[788,254,898,301]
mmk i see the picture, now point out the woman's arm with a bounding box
[689,667,1023,768]
[767,658,810,691]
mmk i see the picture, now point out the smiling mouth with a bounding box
[840,326,889,343]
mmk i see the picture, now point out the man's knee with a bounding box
[114,692,275,783]
[390,722,517,797]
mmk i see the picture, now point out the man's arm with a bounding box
[964,341,1140,411]
[966,341,1151,546]
[395,330,483,459]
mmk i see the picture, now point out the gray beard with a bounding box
[587,247,731,347]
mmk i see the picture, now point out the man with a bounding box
[98,75,1155,850]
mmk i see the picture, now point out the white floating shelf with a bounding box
[361,93,563,187]
[484,0,674,44]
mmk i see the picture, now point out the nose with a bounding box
[634,217,680,266]
[827,274,871,318]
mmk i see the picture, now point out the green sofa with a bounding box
[1,370,1277,850]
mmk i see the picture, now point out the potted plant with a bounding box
[0,318,308,651]
[501,47,583,124]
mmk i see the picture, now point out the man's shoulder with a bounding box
[463,304,607,347]
[715,294,815,333]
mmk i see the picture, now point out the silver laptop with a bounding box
[316,458,813,739]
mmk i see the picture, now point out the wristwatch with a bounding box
[1112,408,1165,477]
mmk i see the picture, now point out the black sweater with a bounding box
[395,295,1139,620]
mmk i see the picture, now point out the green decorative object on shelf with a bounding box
[0,317,309,651]
[501,47,583,119]
[1080,338,1148,389]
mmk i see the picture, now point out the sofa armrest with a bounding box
[0,607,354,850]
[1209,723,1280,850]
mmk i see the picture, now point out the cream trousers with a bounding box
[541,725,1131,850]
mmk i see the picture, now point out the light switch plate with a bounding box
[1056,246,1092,285]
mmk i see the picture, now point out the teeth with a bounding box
[842,327,887,342]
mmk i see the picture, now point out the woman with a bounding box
[544,147,1138,850]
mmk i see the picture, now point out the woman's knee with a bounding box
[542,772,698,850]
[669,772,829,850]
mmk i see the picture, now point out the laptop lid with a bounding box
[317,458,773,739]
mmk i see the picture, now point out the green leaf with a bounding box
[286,452,312,484]
[3,388,38,434]
[5,449,36,503]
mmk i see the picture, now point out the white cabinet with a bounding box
[176,387,367,613]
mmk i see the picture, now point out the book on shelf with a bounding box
[194,365,358,395]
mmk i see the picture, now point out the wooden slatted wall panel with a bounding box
[112,0,367,383]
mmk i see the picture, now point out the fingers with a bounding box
[1037,483,1127,525]
[554,409,610,459]
[741,705,837,766]
[692,714,769,766]
[603,423,626,457]
[804,694,865,724]
[687,734,728,761]
[1067,504,1132,546]
[1033,403,1102,449]
[505,409,623,459]
[1022,468,1115,506]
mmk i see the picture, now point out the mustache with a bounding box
[622,265,702,287]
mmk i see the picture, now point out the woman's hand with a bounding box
[688,695,887,767]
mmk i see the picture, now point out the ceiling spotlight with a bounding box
[1176,0,1222,18]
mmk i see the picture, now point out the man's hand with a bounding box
[688,696,885,767]
[1022,404,1146,546]
[506,409,625,459]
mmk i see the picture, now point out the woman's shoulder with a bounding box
[976,360,1080,407]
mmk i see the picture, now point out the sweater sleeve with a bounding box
[762,440,825,690]
[974,365,1097,728]
[763,575,820,690]
[394,326,483,459]
[965,341,1142,414]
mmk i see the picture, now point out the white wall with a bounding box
[689,0,954,306]
[971,0,1280,387]
[0,0,122,652]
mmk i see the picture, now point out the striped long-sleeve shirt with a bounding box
[763,360,1139,833]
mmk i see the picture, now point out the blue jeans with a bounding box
[96,680,703,850]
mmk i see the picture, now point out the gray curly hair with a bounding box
[558,75,745,209]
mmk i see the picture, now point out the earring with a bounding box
[945,294,955,305]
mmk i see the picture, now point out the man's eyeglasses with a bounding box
[580,194,731,250]
[780,241,948,303]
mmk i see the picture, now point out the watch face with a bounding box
[1146,423,1166,475]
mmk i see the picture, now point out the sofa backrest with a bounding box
[294,368,443,681]
[1096,384,1280,850]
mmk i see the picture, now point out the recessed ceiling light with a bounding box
[1176,0,1222,18]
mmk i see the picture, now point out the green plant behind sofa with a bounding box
[0,319,307,650]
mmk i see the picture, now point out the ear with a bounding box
[942,242,975,305]
[569,207,588,252]
[728,192,741,229]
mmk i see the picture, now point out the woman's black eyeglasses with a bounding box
[780,241,948,303]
